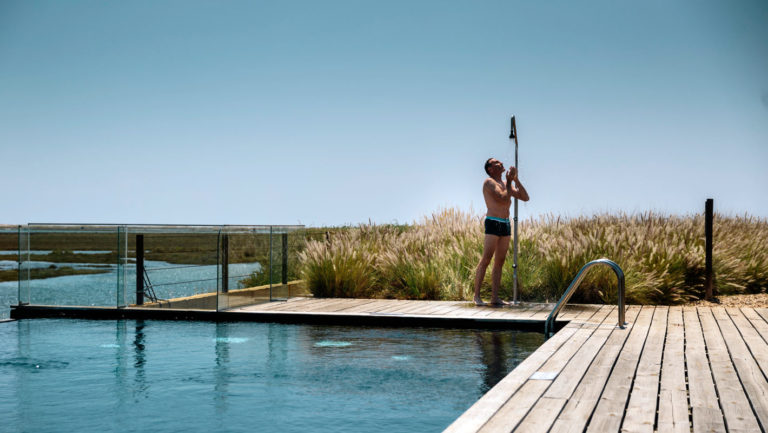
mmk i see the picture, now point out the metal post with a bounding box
[136,235,144,305]
[222,234,229,293]
[510,116,520,304]
[705,198,714,300]
[281,233,288,285]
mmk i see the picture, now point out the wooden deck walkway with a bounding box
[445,304,768,433]
[228,297,589,322]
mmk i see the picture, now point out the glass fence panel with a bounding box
[17,226,29,306]
[116,226,125,307]
[0,226,20,319]
[25,225,119,307]
[130,229,221,311]
[217,227,274,310]
[11,224,303,312]
[268,227,308,301]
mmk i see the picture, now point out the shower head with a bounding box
[509,116,517,140]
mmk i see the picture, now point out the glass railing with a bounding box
[0,225,21,319]
[12,224,306,312]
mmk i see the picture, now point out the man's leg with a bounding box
[490,235,511,304]
[473,234,498,305]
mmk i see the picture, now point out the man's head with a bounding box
[484,158,504,176]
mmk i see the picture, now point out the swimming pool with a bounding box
[0,319,543,432]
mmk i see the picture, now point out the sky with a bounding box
[1,0,766,226]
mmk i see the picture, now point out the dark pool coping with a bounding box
[10,304,568,333]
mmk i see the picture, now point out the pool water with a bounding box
[0,319,543,432]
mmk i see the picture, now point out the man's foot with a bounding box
[490,299,510,307]
[474,297,486,306]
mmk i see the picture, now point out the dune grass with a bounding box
[298,208,768,305]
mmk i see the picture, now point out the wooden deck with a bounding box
[228,297,583,322]
[12,298,768,432]
[445,304,768,433]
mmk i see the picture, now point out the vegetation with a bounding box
[298,208,768,305]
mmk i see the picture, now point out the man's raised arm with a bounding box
[506,167,530,202]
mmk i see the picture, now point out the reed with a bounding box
[298,208,768,305]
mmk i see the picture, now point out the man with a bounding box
[474,158,529,306]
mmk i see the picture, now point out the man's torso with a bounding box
[483,177,511,219]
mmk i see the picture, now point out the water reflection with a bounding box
[114,320,128,409]
[114,320,149,403]
[214,323,230,413]
[133,320,148,399]
[472,330,539,394]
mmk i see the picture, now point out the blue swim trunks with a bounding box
[484,216,511,237]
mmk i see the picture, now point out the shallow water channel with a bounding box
[0,255,261,319]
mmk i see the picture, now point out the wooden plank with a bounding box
[476,380,552,433]
[557,305,599,321]
[656,306,689,433]
[742,307,768,344]
[728,308,768,381]
[712,307,768,430]
[461,305,518,318]
[327,299,380,312]
[293,298,354,312]
[574,304,605,323]
[285,298,356,312]
[621,306,669,432]
[251,298,320,311]
[395,301,443,315]
[443,304,482,318]
[484,304,544,320]
[584,306,656,433]
[428,304,471,316]
[683,307,726,433]
[372,300,434,314]
[337,299,401,313]
[755,308,768,325]
[422,302,465,315]
[535,307,615,375]
[269,298,342,311]
[516,308,638,433]
[549,306,643,433]
[529,310,552,321]
[243,298,314,311]
[514,397,567,433]
[553,305,577,321]
[697,307,760,432]
[475,306,616,432]
[584,305,615,324]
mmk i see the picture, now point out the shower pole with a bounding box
[509,116,519,304]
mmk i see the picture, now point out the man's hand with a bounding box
[506,166,518,183]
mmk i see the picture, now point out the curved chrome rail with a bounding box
[544,258,627,338]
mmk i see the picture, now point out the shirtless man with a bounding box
[474,158,530,306]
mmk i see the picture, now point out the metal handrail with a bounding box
[544,258,627,338]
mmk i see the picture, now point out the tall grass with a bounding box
[298,209,768,305]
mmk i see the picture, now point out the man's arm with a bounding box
[484,178,510,203]
[506,167,530,202]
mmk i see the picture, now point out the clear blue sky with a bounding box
[1,0,766,226]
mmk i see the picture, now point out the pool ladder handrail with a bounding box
[544,258,627,338]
